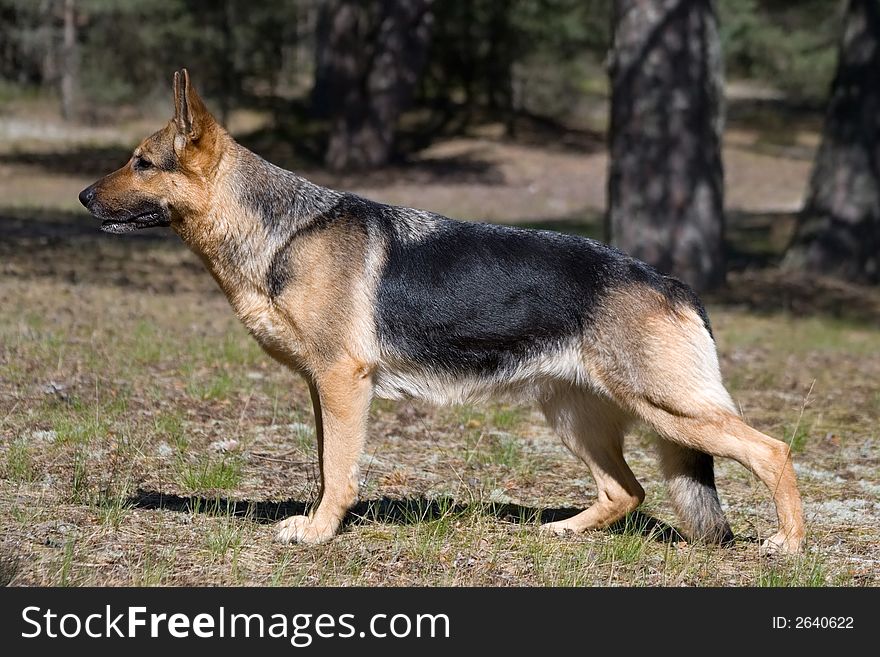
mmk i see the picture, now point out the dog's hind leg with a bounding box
[539,388,644,534]
[655,439,733,544]
[642,407,804,554]
[595,299,805,553]
[276,360,372,545]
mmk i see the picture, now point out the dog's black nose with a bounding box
[78,185,96,209]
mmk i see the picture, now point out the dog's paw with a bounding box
[760,531,804,555]
[275,515,336,545]
[539,519,579,536]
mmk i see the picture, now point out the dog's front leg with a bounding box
[276,362,371,545]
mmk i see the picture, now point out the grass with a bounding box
[176,455,244,493]
[205,516,245,560]
[132,320,165,365]
[601,516,656,566]
[94,489,133,529]
[130,549,175,586]
[186,370,238,402]
[756,553,831,587]
[155,411,187,449]
[716,313,880,356]
[4,440,35,483]
[0,551,20,586]
[292,421,315,453]
[58,540,77,587]
[403,497,463,562]
[71,448,90,503]
[489,406,524,431]
[2,282,877,585]
[53,411,112,446]
[784,419,813,452]
[270,551,297,586]
[489,435,524,469]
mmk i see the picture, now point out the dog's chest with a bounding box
[230,291,301,361]
[196,251,301,360]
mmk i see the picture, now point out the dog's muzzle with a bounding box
[78,184,171,234]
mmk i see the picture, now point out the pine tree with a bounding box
[314,0,435,170]
[607,0,726,292]
[784,0,880,283]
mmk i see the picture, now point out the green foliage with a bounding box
[718,0,842,101]
[0,0,303,113]
[0,0,849,127]
[423,0,611,118]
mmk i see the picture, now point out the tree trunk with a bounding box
[218,0,235,127]
[487,0,515,136]
[60,0,77,121]
[310,0,341,120]
[784,0,880,283]
[40,0,58,87]
[316,0,435,171]
[607,0,726,293]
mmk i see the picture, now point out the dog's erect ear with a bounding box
[172,68,212,142]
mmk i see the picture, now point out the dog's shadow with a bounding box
[127,489,687,543]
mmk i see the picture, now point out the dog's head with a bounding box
[78,69,224,234]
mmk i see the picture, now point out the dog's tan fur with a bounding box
[81,70,805,554]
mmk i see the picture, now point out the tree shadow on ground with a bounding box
[0,206,173,241]
[126,489,686,544]
[0,206,211,294]
[516,209,797,269]
[711,269,880,324]
[396,105,607,157]
[321,150,506,188]
[0,145,134,177]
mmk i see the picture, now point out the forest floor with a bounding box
[1,98,878,586]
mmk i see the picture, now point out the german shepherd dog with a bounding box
[79,70,805,553]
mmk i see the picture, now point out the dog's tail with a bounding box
[656,441,734,544]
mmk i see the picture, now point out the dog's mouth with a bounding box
[100,211,171,234]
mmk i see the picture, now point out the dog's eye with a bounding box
[133,156,154,171]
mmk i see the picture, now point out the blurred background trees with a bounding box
[784,0,880,283]
[313,0,435,170]
[3,1,839,141]
[1,0,873,289]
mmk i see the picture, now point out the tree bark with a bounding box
[784,0,880,283]
[60,0,77,121]
[315,0,435,171]
[607,0,726,293]
[218,0,235,127]
[310,0,343,121]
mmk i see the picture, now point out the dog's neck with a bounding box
[175,140,341,301]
